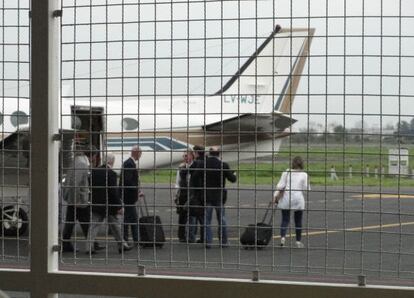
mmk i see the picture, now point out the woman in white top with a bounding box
[273,156,310,248]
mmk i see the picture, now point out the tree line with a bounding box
[290,118,414,144]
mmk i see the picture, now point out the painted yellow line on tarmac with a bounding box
[273,221,414,240]
[352,194,414,199]
[95,222,414,242]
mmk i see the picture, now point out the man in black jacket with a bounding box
[86,153,131,254]
[120,145,142,246]
[188,145,206,243]
[204,146,236,248]
[175,149,195,242]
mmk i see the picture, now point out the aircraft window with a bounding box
[156,137,187,150]
[122,117,139,130]
[10,111,29,127]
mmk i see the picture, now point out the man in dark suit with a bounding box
[86,153,131,254]
[174,149,194,242]
[120,145,142,246]
[188,145,206,243]
[204,146,236,248]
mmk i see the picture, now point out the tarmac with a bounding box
[1,184,414,286]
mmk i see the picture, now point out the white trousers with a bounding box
[86,212,124,251]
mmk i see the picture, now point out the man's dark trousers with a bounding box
[62,205,90,245]
[123,204,139,243]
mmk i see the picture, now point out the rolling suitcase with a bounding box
[240,202,273,249]
[138,195,165,248]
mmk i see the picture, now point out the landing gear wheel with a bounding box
[0,206,28,237]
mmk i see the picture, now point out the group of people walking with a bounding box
[61,145,143,254]
[61,141,310,253]
[175,147,310,249]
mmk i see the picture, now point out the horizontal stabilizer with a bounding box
[204,112,296,133]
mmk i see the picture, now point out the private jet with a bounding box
[0,25,314,236]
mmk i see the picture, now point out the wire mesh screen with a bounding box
[0,0,30,267]
[57,0,414,286]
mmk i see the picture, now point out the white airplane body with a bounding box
[2,26,314,172]
[0,26,313,236]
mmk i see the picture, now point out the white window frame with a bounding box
[0,0,413,297]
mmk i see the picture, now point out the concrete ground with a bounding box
[1,184,414,287]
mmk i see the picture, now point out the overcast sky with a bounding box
[1,0,413,131]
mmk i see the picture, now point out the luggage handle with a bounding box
[261,201,274,225]
[138,193,149,217]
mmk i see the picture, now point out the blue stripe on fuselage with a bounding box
[106,136,187,151]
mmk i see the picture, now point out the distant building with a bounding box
[388,148,409,176]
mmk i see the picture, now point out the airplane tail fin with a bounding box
[214,25,314,114]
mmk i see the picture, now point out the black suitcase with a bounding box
[138,195,165,248]
[240,203,273,249]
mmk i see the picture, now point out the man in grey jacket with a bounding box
[61,146,97,252]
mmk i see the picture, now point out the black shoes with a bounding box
[94,242,105,251]
[62,244,79,253]
[85,242,104,254]
[118,243,132,254]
